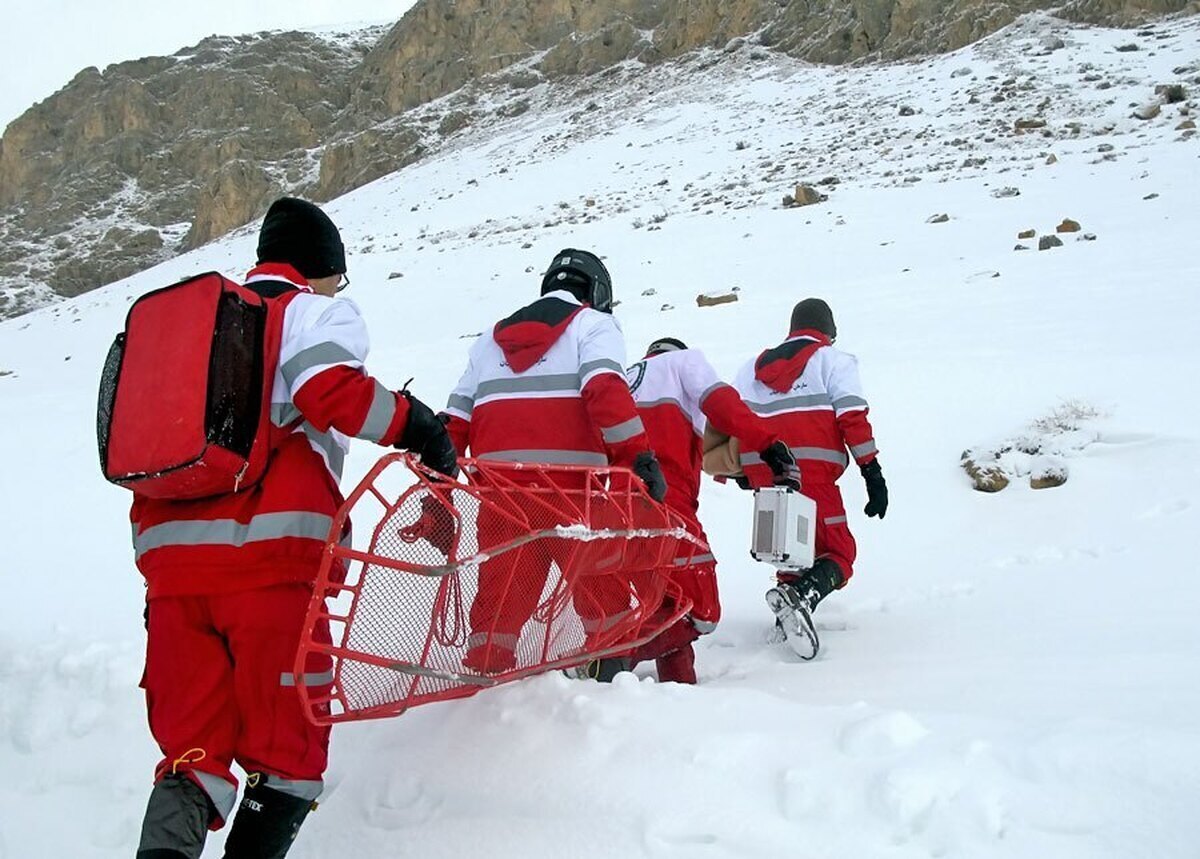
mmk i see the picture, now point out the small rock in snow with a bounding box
[696,291,738,308]
[1156,83,1187,103]
[1039,235,1064,250]
[926,213,950,224]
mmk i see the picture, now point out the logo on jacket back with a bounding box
[625,361,647,395]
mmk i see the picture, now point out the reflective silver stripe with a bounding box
[792,446,849,466]
[834,395,869,412]
[698,381,727,406]
[270,401,301,427]
[581,608,633,634]
[303,424,345,480]
[478,449,608,466]
[739,446,849,467]
[746,393,833,414]
[280,342,359,388]
[850,440,878,460]
[260,774,323,802]
[476,373,581,399]
[446,393,474,415]
[358,381,396,442]
[601,416,645,444]
[674,553,716,566]
[580,358,623,378]
[134,512,334,557]
[193,770,238,821]
[467,632,519,649]
[824,515,848,525]
[280,670,335,687]
[637,396,685,411]
[690,618,718,635]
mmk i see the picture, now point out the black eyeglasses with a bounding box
[336,273,350,293]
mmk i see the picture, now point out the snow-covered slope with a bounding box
[1,12,1198,857]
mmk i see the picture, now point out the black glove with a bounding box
[632,450,668,503]
[861,459,888,519]
[760,441,801,491]
[399,392,459,478]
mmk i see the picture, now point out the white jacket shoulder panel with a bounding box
[628,349,719,434]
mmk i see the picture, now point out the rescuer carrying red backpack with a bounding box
[105,197,457,859]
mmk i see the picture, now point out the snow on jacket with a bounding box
[131,263,412,597]
[626,348,776,519]
[442,289,650,468]
[732,328,878,488]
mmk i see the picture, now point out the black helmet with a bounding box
[646,337,688,356]
[540,248,613,313]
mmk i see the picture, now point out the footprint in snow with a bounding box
[1136,499,1190,519]
[364,776,442,829]
[839,710,931,757]
[642,820,720,852]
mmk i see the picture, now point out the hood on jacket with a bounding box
[754,329,832,393]
[494,295,584,373]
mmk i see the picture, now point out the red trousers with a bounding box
[467,486,640,665]
[669,515,719,630]
[142,583,332,825]
[804,482,858,583]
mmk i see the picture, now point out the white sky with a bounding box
[0,0,420,131]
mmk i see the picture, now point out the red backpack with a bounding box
[98,272,292,500]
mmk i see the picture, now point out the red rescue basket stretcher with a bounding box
[295,453,708,724]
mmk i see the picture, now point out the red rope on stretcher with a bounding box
[431,571,465,648]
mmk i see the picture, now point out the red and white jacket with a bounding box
[732,329,879,488]
[626,348,776,520]
[442,290,650,469]
[131,263,412,598]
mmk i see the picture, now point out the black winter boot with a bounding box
[136,774,214,859]
[765,558,845,661]
[798,557,845,604]
[222,780,316,859]
[587,656,632,683]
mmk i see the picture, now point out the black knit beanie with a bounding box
[789,298,837,339]
[256,197,347,280]
[646,337,688,356]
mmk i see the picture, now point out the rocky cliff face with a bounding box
[1,0,1194,317]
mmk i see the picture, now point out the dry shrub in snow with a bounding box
[961,400,1104,492]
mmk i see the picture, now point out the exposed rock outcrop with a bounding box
[1,0,1196,316]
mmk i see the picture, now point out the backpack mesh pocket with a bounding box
[96,333,125,470]
[206,292,266,458]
